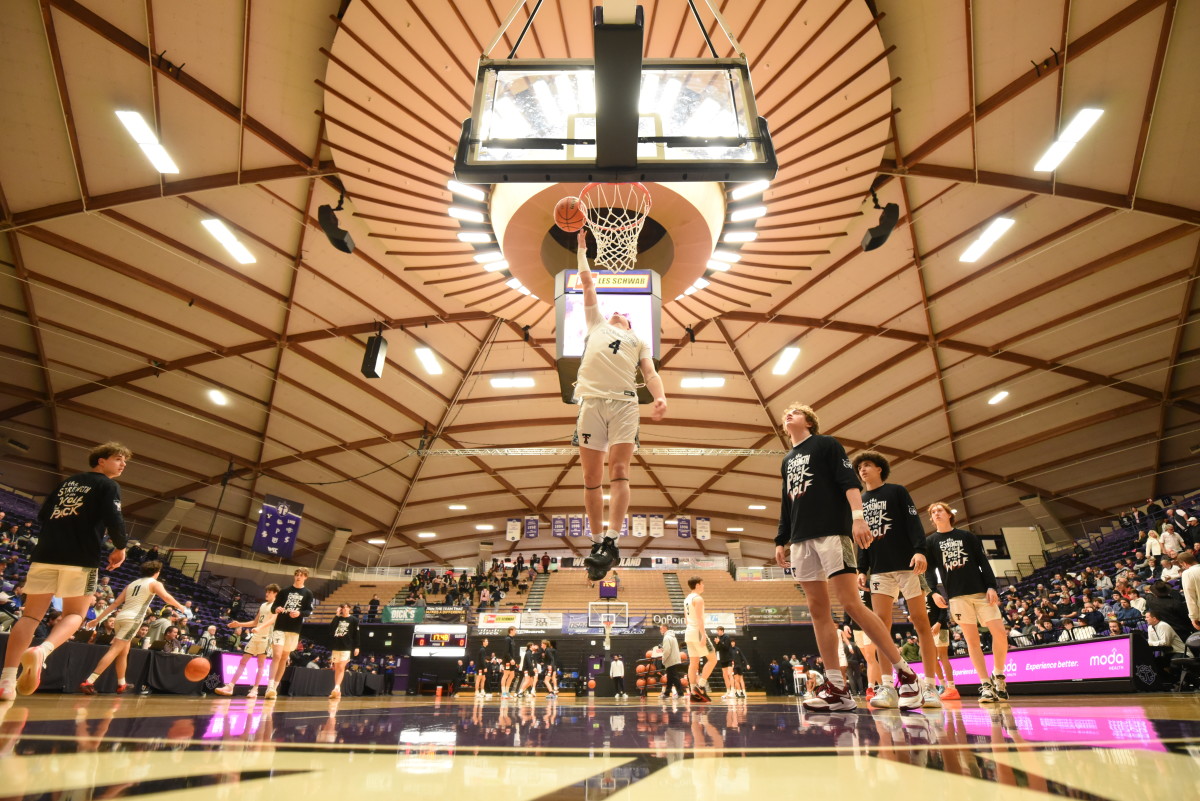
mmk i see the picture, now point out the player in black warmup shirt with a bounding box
[712,626,734,699]
[328,603,360,699]
[500,626,518,698]
[264,567,315,700]
[1,442,131,700]
[475,638,492,699]
[925,591,957,699]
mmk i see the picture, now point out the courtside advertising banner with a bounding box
[524,516,539,538]
[253,495,302,558]
[506,518,521,542]
[632,513,647,537]
[946,637,1136,686]
[649,513,664,538]
[696,516,711,540]
[677,517,691,538]
[551,515,566,538]
[568,514,584,537]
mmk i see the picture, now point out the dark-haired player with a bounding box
[925,502,1008,703]
[500,626,518,698]
[853,450,940,709]
[215,583,280,698]
[1,443,131,700]
[328,604,360,699]
[774,404,920,712]
[81,560,185,694]
[263,567,314,700]
[572,230,667,582]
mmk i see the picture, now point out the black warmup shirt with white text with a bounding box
[34,471,127,567]
[859,483,926,574]
[272,586,315,632]
[925,528,998,599]
[330,614,359,650]
[775,434,861,546]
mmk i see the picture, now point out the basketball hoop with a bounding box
[602,618,614,651]
[579,182,651,273]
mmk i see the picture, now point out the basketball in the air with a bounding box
[554,196,586,232]
[588,679,596,689]
[184,657,210,681]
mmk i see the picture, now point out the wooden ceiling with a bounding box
[0,0,1196,568]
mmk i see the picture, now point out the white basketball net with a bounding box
[579,182,651,273]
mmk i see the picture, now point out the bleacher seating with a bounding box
[308,581,407,623]
[537,570,670,613]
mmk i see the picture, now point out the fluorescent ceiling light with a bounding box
[115,110,179,173]
[988,390,1010,405]
[449,207,485,222]
[959,217,1015,263]
[457,232,492,243]
[505,277,523,291]
[772,346,801,375]
[474,251,505,263]
[730,206,767,222]
[683,286,698,296]
[603,494,611,500]
[417,532,437,539]
[414,347,443,375]
[367,538,387,545]
[201,219,256,264]
[449,504,467,510]
[1033,108,1103,172]
[447,180,486,202]
[483,259,509,272]
[680,376,725,388]
[706,260,731,272]
[692,278,710,290]
[748,504,766,510]
[711,250,741,263]
[723,231,757,243]
[475,524,494,531]
[518,286,532,296]
[207,389,228,406]
[730,180,770,201]
[491,377,535,389]
[727,527,744,532]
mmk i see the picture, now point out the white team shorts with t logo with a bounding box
[112,614,144,641]
[573,397,640,452]
[269,630,299,650]
[788,536,856,582]
[870,570,924,600]
[25,563,98,598]
[331,650,352,663]
[949,592,1002,626]
[245,634,270,656]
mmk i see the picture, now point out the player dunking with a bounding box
[1,443,131,700]
[773,404,921,711]
[81,560,185,694]
[215,583,280,698]
[572,229,667,581]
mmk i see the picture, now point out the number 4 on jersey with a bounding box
[608,340,621,354]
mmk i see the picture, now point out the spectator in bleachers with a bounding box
[96,576,114,603]
[0,591,18,632]
[1161,558,1182,582]
[1161,525,1186,556]
[368,594,381,622]
[1059,619,1096,641]
[1106,620,1125,636]
[161,626,183,654]
[1146,530,1164,557]
[1079,602,1105,631]
[1095,570,1113,592]
[1034,620,1059,645]
[1116,598,1143,626]
[1145,498,1164,522]
[1145,610,1186,679]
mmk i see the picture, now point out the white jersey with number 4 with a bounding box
[573,303,651,403]
[684,592,704,640]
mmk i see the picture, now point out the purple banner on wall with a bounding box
[551,516,566,538]
[568,514,583,537]
[252,495,302,558]
[677,517,692,538]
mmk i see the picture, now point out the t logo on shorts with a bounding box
[581,434,591,444]
[872,580,880,591]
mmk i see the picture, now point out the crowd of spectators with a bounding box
[404,559,544,613]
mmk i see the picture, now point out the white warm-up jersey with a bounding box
[114,577,157,623]
[684,592,703,637]
[573,303,651,402]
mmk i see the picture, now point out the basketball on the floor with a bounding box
[587,679,596,689]
[554,196,586,232]
[636,678,646,689]
[184,657,210,682]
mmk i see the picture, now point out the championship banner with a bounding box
[631,513,647,538]
[253,495,302,558]
[524,516,540,538]
[618,516,629,537]
[677,517,692,538]
[649,513,664,538]
[696,516,711,541]
[506,518,521,542]
[568,514,584,538]
[551,515,567,538]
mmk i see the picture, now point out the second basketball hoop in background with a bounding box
[554,196,587,232]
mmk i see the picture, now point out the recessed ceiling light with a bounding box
[1033,108,1104,172]
[988,390,1010,405]
[475,524,494,531]
[483,259,509,272]
[447,180,486,202]
[680,376,725,388]
[711,250,741,263]
[207,388,228,406]
[959,218,1015,263]
[748,504,766,510]
[449,207,485,222]
[730,180,770,200]
[115,110,179,173]
[665,519,678,526]
[505,277,524,291]
[706,260,731,272]
[692,277,710,290]
[730,206,767,222]
[367,538,386,545]
[772,347,801,375]
[457,232,492,243]
[415,347,443,375]
[449,504,467,510]
[723,231,757,243]
[201,219,256,264]
[491,377,535,389]
[474,250,505,263]
[417,532,437,539]
[727,527,744,532]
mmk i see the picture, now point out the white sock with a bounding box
[267,680,277,691]
[826,669,845,689]
[882,673,894,686]
[117,677,125,686]
[946,680,955,688]
[893,659,910,674]
[87,673,100,684]
[1,667,16,683]
[39,642,54,656]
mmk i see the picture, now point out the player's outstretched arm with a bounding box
[577,230,597,304]
[640,358,667,421]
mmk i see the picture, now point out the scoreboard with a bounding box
[411,623,468,657]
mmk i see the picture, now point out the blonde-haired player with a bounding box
[683,577,717,702]
[215,583,280,698]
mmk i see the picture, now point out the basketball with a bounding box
[554,196,586,232]
[681,652,688,661]
[184,657,210,682]
[587,679,596,689]
[636,678,646,689]
[681,676,688,686]
[645,650,653,659]
[646,675,657,686]
[636,664,647,674]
